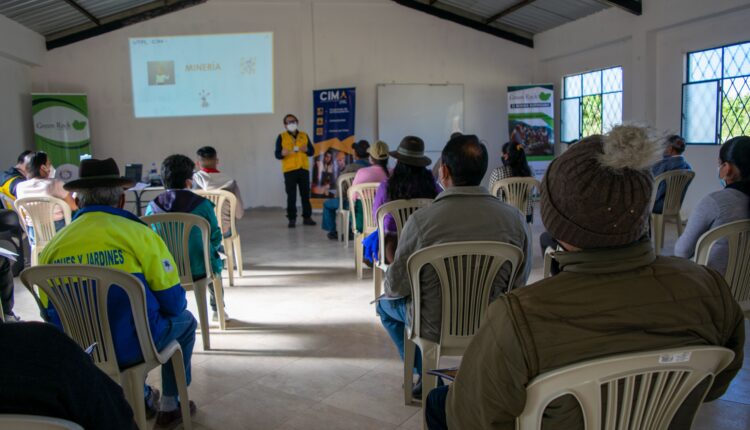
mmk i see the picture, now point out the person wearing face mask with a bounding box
[274,113,316,228]
[674,136,750,275]
[15,151,77,244]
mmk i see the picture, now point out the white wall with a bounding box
[31,0,534,208]
[534,0,750,215]
[0,14,45,167]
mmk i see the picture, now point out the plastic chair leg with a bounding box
[420,342,439,407]
[355,236,364,279]
[652,214,664,253]
[676,214,685,237]
[171,348,193,430]
[373,265,383,300]
[343,212,351,248]
[213,276,227,331]
[337,212,344,242]
[192,283,211,350]
[224,238,235,286]
[123,369,148,430]
[403,336,416,405]
[233,236,244,277]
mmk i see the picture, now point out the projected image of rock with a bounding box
[147,61,175,86]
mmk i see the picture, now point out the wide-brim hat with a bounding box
[64,158,135,190]
[389,136,431,167]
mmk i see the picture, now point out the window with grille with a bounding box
[682,41,750,144]
[560,66,623,143]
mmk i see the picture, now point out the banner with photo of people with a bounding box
[32,93,92,182]
[507,84,555,179]
[311,87,356,204]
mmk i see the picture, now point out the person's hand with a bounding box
[281,149,291,157]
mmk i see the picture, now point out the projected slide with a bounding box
[129,32,273,118]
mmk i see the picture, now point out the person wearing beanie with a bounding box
[674,136,750,275]
[321,140,372,240]
[425,126,745,430]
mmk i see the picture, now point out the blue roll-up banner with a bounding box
[311,87,356,201]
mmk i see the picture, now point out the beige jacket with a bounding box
[384,186,532,342]
[446,240,745,429]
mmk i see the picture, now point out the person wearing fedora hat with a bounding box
[378,134,531,400]
[363,136,440,263]
[40,158,198,427]
[425,126,744,430]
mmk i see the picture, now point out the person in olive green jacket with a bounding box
[425,125,745,430]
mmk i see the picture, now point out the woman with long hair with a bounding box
[370,136,439,263]
[350,141,391,234]
[675,136,750,275]
[488,141,534,222]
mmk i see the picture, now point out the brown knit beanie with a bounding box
[541,125,662,249]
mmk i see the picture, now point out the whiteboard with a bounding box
[377,84,464,167]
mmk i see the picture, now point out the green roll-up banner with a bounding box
[32,93,91,182]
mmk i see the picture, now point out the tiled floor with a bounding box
[12,208,750,429]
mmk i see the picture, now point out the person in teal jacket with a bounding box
[146,154,225,320]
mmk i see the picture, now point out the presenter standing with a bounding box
[275,114,316,228]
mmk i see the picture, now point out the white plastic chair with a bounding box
[0,415,84,430]
[373,199,432,301]
[694,219,750,318]
[336,173,356,246]
[347,182,380,279]
[19,265,193,430]
[14,197,72,266]
[193,189,243,286]
[516,346,735,430]
[403,241,524,407]
[491,177,540,222]
[543,246,556,279]
[651,170,695,253]
[142,213,227,349]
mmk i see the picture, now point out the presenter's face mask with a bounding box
[286,122,298,133]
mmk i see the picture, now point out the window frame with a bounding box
[682,39,750,145]
[560,65,623,143]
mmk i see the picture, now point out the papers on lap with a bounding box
[0,246,18,262]
[428,367,459,382]
[369,294,405,305]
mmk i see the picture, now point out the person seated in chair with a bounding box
[39,158,198,428]
[651,134,692,214]
[193,146,245,237]
[147,154,225,321]
[424,126,745,430]
[0,322,137,429]
[322,140,371,240]
[379,134,531,400]
[0,150,33,203]
[15,152,77,244]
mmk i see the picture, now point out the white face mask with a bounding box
[286,122,298,133]
[48,165,56,178]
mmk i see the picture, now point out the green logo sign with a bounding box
[539,92,551,101]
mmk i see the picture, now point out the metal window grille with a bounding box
[561,66,623,143]
[682,41,750,145]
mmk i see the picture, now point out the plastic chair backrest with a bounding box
[376,199,432,263]
[19,265,159,383]
[652,170,695,216]
[337,173,356,212]
[694,219,750,303]
[347,182,380,234]
[14,197,72,246]
[141,213,213,286]
[407,241,524,352]
[193,189,237,237]
[491,177,540,216]
[0,414,85,430]
[516,346,735,430]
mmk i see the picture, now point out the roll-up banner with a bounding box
[311,87,356,208]
[507,85,554,180]
[32,93,92,182]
